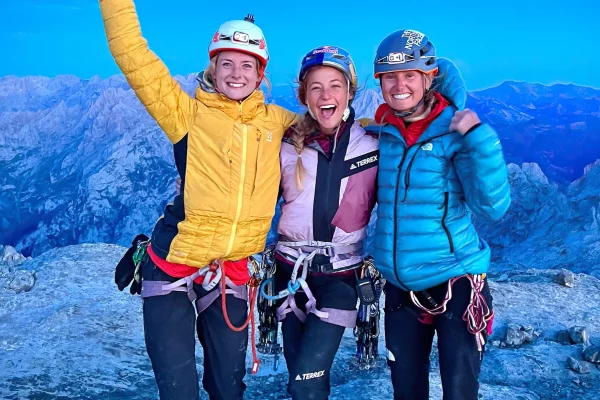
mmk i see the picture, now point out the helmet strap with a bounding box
[393,96,425,118]
[342,79,351,122]
[306,100,317,120]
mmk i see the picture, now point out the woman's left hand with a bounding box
[450,109,481,135]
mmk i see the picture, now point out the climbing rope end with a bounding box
[251,360,261,375]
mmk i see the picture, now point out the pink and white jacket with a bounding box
[275,110,379,273]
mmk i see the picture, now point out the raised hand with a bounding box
[450,109,481,135]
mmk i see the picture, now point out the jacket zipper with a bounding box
[441,192,455,254]
[391,131,454,286]
[226,104,248,257]
[402,148,420,202]
[324,138,336,240]
[392,148,408,287]
[400,131,453,202]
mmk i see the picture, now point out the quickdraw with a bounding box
[353,258,383,370]
[255,246,282,371]
[132,239,149,284]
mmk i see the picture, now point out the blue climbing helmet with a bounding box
[299,45,358,89]
[373,29,438,78]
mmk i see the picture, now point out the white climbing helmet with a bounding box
[208,14,269,70]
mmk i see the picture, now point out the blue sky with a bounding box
[0,0,597,90]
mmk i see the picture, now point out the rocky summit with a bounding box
[0,245,598,399]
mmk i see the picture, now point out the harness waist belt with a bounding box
[276,240,363,257]
[275,250,363,274]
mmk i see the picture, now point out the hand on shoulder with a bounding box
[357,117,376,128]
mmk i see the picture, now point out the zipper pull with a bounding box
[227,149,232,163]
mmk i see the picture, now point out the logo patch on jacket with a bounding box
[421,143,433,151]
[344,150,379,177]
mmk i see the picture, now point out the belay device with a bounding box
[353,256,383,370]
[256,245,282,370]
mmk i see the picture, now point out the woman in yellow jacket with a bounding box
[99,1,299,399]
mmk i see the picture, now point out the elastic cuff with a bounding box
[463,122,482,137]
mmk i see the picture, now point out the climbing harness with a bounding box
[353,257,383,370]
[409,273,494,353]
[259,240,363,329]
[255,246,283,370]
[140,249,263,374]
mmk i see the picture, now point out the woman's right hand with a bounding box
[99,0,195,144]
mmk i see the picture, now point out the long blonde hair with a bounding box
[291,74,357,189]
[202,54,272,93]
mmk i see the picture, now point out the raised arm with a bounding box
[99,0,196,144]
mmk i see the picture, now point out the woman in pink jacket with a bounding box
[268,46,379,400]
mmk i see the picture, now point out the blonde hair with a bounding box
[203,54,272,93]
[288,114,315,190]
[291,73,358,189]
[413,71,442,115]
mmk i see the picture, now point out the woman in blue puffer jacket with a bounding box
[366,29,511,400]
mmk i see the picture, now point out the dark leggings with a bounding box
[274,259,358,400]
[384,278,493,400]
[141,257,249,400]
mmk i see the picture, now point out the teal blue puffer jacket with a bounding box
[369,58,511,291]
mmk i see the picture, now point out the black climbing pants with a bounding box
[384,277,493,400]
[141,257,249,400]
[274,259,358,400]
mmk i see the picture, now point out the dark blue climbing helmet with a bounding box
[373,29,438,78]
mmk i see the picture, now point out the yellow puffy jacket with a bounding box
[100,0,299,267]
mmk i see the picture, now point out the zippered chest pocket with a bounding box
[249,126,282,217]
[441,192,455,254]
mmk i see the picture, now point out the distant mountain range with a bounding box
[0,73,599,259]
[267,80,600,184]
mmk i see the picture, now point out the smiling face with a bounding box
[213,51,261,100]
[380,70,432,113]
[304,66,352,134]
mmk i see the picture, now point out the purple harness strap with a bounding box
[195,278,248,314]
[309,306,357,328]
[141,275,198,302]
[276,282,357,328]
[141,272,247,310]
[276,295,307,323]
